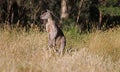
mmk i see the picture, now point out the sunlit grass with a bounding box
[0,25,120,72]
[88,29,120,61]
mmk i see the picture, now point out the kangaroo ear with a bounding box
[47,9,50,13]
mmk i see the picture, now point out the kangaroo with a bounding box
[40,10,66,56]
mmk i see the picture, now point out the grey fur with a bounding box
[40,10,66,56]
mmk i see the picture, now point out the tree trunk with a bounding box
[61,0,68,19]
[76,0,84,33]
[98,10,102,30]
[76,0,84,24]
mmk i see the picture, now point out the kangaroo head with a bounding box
[40,10,51,20]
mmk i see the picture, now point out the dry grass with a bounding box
[88,29,120,61]
[0,27,120,72]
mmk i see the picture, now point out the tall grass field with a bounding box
[0,26,120,72]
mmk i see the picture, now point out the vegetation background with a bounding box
[0,0,120,72]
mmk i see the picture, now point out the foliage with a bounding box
[100,7,120,15]
[104,0,118,6]
[0,0,120,32]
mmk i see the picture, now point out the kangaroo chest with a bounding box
[46,22,57,33]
